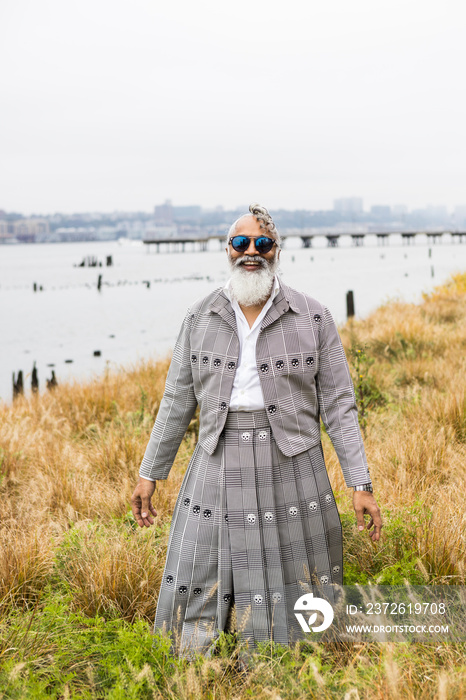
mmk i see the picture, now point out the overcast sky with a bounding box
[1,0,465,215]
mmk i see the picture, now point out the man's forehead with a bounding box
[234,215,276,239]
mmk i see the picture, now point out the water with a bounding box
[1,236,464,404]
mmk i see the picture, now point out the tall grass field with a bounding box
[1,273,465,699]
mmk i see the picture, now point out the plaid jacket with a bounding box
[139,279,371,487]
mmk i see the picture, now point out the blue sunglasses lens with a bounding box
[230,236,275,254]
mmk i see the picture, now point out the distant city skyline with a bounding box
[2,199,466,219]
[3,197,466,247]
[1,1,466,216]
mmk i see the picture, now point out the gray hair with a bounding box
[226,203,281,247]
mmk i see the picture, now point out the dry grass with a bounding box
[332,271,466,586]
[54,520,167,622]
[0,272,465,697]
[0,355,193,619]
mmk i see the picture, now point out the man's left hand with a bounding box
[353,491,383,542]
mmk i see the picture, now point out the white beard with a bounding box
[228,254,279,306]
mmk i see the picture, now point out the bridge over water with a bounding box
[143,230,466,253]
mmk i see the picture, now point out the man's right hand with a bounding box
[131,477,157,527]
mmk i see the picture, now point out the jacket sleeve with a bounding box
[139,309,198,481]
[315,306,371,488]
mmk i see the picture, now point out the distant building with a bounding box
[392,205,408,217]
[370,205,391,218]
[454,205,466,228]
[13,218,50,243]
[425,205,448,220]
[173,205,201,222]
[0,219,14,243]
[333,197,363,214]
[154,200,173,225]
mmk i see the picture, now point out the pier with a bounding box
[143,230,466,252]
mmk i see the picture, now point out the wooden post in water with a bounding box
[46,370,58,390]
[97,274,102,291]
[12,370,24,398]
[31,362,39,393]
[346,290,355,319]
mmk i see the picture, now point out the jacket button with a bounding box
[179,586,188,594]
[220,402,227,411]
[193,505,200,514]
[275,360,284,369]
[260,363,269,373]
[191,354,197,363]
[223,593,232,603]
[213,358,221,367]
[202,356,208,364]
[313,313,321,322]
[203,509,212,519]
[183,497,190,507]
[268,405,277,414]
[306,356,314,365]
[193,587,202,595]
[291,358,299,367]
[227,361,235,370]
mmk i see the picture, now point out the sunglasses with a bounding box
[229,235,277,254]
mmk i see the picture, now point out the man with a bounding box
[131,203,382,654]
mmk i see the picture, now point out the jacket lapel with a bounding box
[207,290,238,333]
[260,280,299,330]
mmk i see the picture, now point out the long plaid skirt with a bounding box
[154,410,343,653]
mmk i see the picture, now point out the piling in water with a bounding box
[346,290,355,319]
[31,362,39,393]
[12,370,24,399]
[46,370,58,390]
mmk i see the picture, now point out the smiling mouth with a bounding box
[231,255,267,271]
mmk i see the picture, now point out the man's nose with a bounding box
[244,238,258,255]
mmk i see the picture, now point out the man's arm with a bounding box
[315,305,371,487]
[131,309,198,527]
[315,306,382,540]
[138,308,198,482]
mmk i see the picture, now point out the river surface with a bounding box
[1,235,464,404]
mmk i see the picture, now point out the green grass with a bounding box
[0,505,463,699]
[1,593,465,699]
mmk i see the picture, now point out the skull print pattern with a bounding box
[153,410,342,654]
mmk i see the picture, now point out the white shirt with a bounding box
[224,276,280,411]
